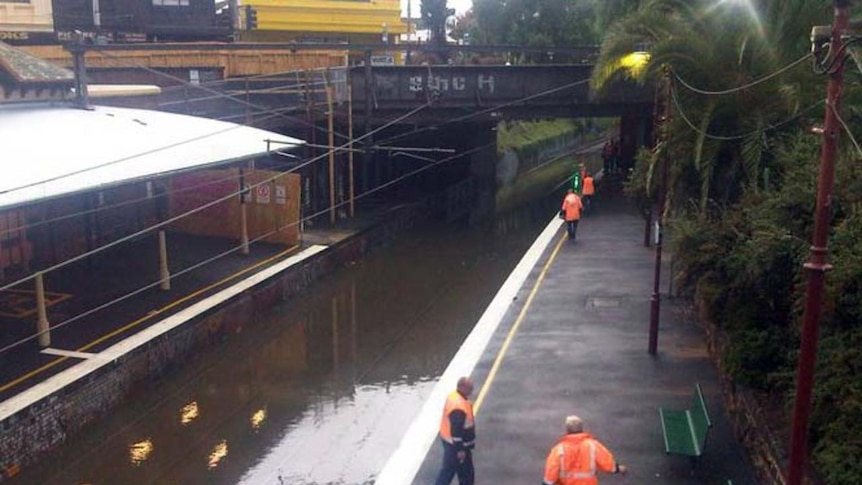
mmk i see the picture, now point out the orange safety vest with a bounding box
[562,193,583,221]
[542,433,617,485]
[582,177,595,196]
[439,391,475,446]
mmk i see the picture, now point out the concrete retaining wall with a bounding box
[0,204,419,481]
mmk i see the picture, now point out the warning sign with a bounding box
[256,184,271,204]
[275,185,286,205]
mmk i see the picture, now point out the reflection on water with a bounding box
[17,199,554,485]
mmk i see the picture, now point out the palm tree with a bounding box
[591,0,828,216]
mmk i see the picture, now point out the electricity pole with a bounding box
[787,2,850,484]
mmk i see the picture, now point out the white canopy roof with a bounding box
[0,104,304,210]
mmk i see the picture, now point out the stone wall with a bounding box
[695,297,792,485]
[0,203,419,481]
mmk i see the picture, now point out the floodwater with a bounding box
[17,198,557,485]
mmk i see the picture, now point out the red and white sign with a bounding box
[255,184,271,204]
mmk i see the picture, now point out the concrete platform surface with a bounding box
[399,194,759,485]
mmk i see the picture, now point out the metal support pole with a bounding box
[92,0,101,28]
[332,296,339,374]
[363,50,374,193]
[35,272,50,348]
[788,2,849,484]
[239,168,250,255]
[158,230,171,290]
[71,46,91,110]
[648,68,671,356]
[643,209,652,247]
[327,85,337,224]
[228,0,239,36]
[348,85,356,217]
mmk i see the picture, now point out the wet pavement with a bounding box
[405,185,760,485]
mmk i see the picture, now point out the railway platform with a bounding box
[378,188,760,485]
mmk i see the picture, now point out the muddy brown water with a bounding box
[16,199,557,485]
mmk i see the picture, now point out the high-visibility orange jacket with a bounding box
[582,177,595,196]
[562,193,583,221]
[439,391,475,450]
[542,433,618,485]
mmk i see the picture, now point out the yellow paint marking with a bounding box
[0,245,300,394]
[473,233,567,415]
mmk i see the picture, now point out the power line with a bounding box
[0,108,297,200]
[671,53,813,96]
[0,100,431,295]
[373,76,593,147]
[670,83,824,141]
[92,49,352,141]
[2,74,600,236]
[0,136,478,358]
[831,101,862,159]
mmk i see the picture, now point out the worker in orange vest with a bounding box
[435,377,476,485]
[542,415,628,485]
[582,174,595,215]
[560,189,583,241]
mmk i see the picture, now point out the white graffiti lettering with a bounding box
[478,74,495,93]
[408,76,424,92]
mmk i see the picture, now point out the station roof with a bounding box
[0,104,304,210]
[0,41,73,84]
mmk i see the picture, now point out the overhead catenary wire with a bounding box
[0,73,602,240]
[0,154,308,239]
[32,140,501,482]
[0,107,297,199]
[92,49,352,141]
[0,138,483,357]
[671,53,813,96]
[0,99,432,297]
[372,76,594,147]
[0,65,615,271]
[0,137,449,239]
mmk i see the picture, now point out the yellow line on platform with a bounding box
[0,245,300,394]
[473,233,567,415]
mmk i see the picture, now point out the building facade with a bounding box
[0,0,55,44]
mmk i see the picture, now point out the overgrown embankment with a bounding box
[495,119,605,213]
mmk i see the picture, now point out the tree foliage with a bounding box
[463,0,600,62]
[592,1,862,483]
[421,0,455,46]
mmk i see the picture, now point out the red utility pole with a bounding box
[787,2,850,484]
[648,67,671,356]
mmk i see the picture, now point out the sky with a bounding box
[400,0,473,17]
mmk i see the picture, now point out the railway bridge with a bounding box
[64,43,655,222]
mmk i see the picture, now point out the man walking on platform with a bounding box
[542,415,628,485]
[582,173,595,215]
[435,377,476,485]
[561,189,583,241]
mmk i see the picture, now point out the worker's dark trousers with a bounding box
[434,440,474,485]
[566,219,580,240]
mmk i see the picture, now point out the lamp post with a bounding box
[787,2,850,484]
[648,66,671,356]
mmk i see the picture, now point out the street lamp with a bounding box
[648,65,671,356]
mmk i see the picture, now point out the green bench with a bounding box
[659,383,713,457]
